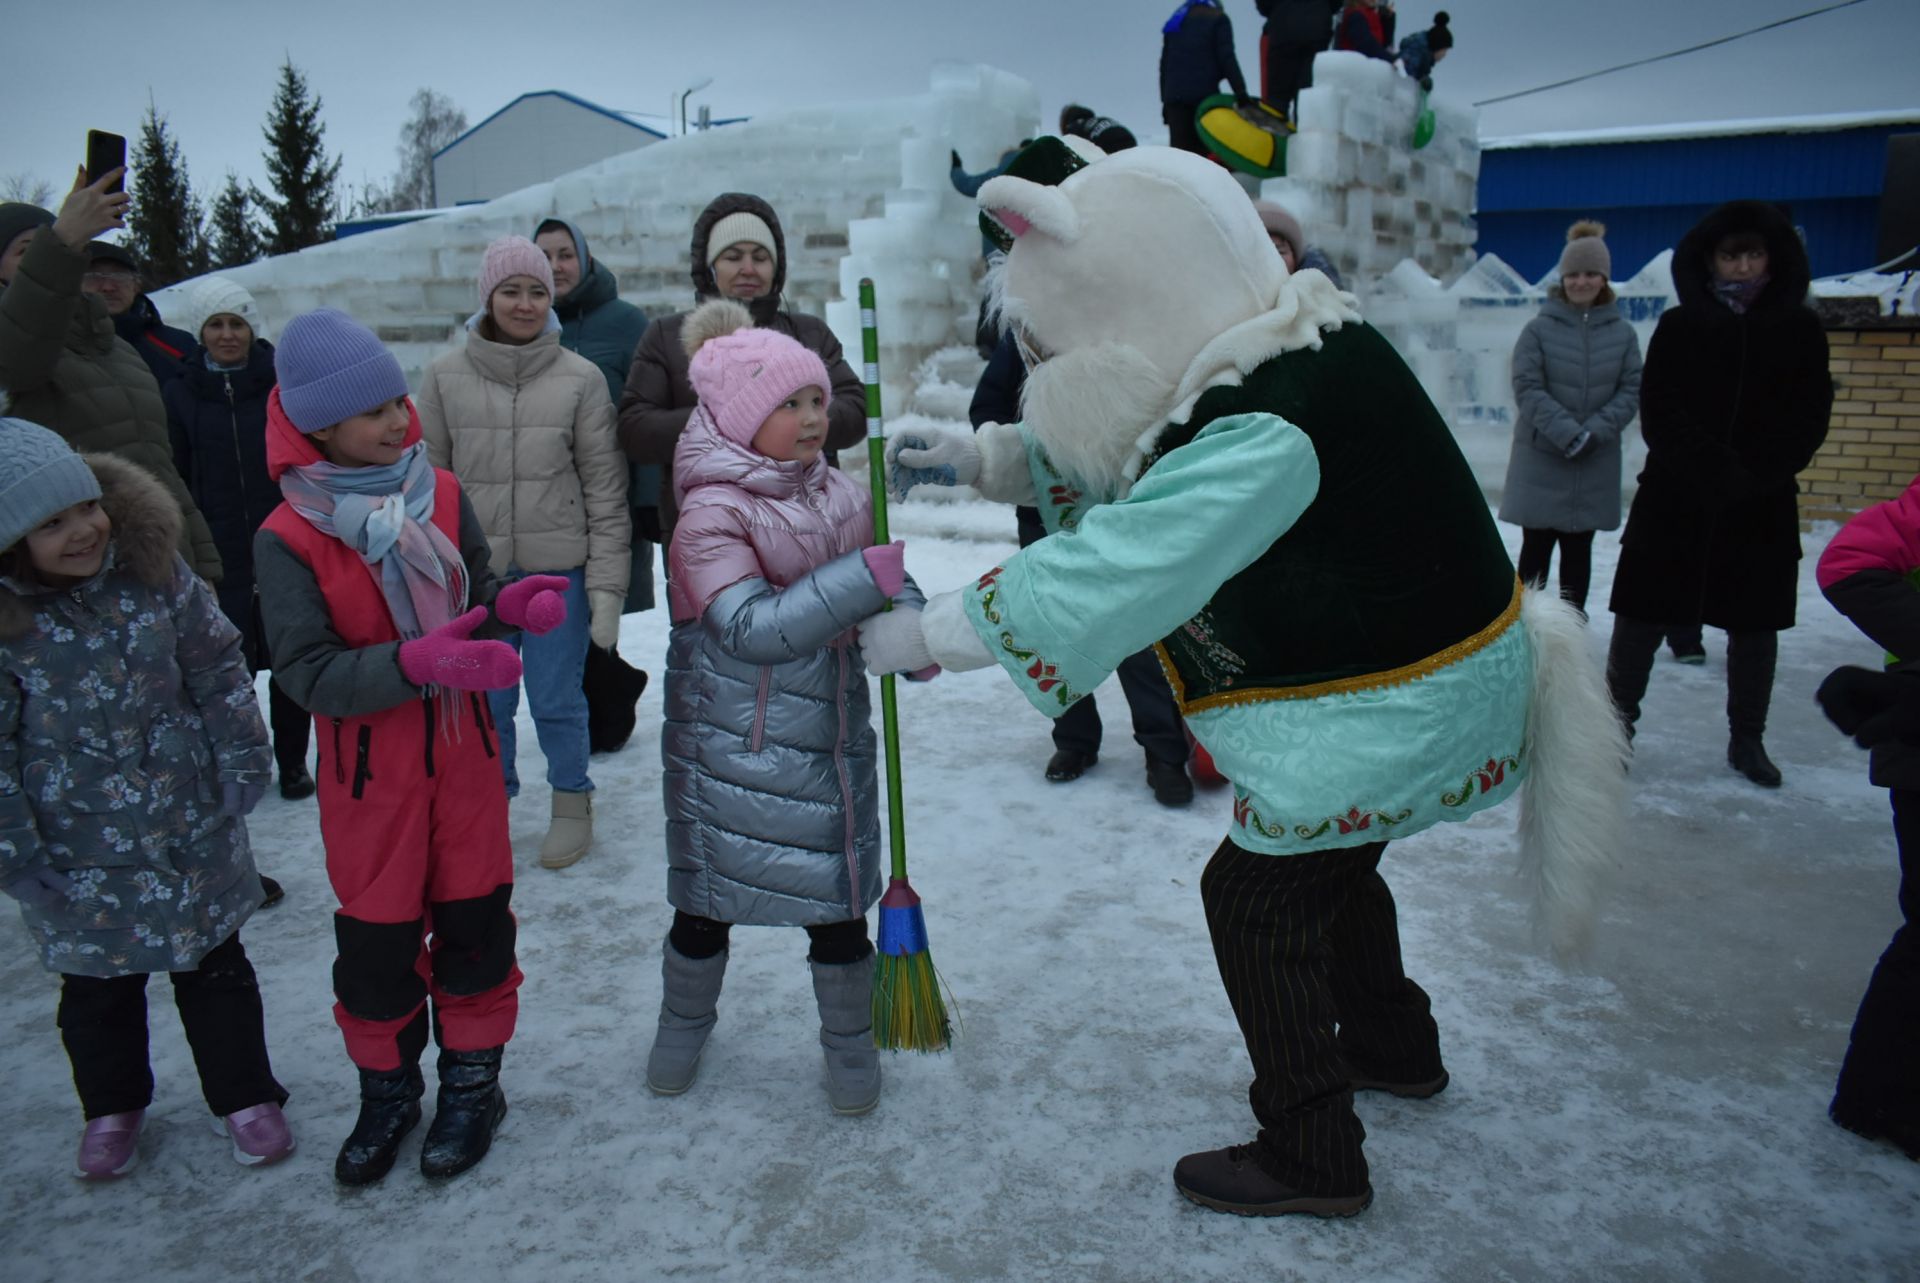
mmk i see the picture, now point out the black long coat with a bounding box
[1609,201,1834,632]
[163,339,281,665]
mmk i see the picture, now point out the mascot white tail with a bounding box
[1517,589,1631,961]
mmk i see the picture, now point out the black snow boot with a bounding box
[334,1062,426,1186]
[1173,1143,1372,1218]
[1726,630,1782,787]
[1606,616,1664,738]
[420,1046,507,1180]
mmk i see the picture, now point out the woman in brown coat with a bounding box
[616,194,867,544]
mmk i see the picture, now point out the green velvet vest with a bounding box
[1147,322,1517,709]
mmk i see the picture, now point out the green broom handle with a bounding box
[859,279,909,882]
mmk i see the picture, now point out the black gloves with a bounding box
[1817,665,1920,749]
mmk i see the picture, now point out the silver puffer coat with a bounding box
[661,408,900,926]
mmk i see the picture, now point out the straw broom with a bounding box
[859,277,952,1053]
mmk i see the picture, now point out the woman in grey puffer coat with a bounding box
[1498,219,1643,614]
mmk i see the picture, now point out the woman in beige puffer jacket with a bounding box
[418,236,630,869]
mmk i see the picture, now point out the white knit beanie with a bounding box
[705,212,778,268]
[178,275,267,342]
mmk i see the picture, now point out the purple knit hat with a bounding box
[478,235,555,304]
[685,304,832,448]
[275,308,409,433]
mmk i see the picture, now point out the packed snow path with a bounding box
[1,503,1914,1281]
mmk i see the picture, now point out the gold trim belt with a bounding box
[1157,576,1525,713]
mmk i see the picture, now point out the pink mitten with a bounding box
[862,540,907,597]
[398,607,524,691]
[494,574,570,635]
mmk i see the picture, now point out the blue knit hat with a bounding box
[0,418,102,552]
[274,308,409,433]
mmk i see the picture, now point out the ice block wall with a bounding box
[1261,51,1481,287]
[152,63,1038,402]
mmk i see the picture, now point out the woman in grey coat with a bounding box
[1498,220,1643,614]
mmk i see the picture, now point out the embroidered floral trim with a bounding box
[976,565,1006,625]
[1163,576,1524,713]
[999,633,1079,706]
[1442,754,1523,807]
[1235,794,1415,841]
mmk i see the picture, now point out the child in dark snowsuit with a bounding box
[255,309,570,1185]
[1812,482,1920,1162]
[0,419,292,1179]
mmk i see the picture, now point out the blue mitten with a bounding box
[3,864,72,912]
[886,427,981,498]
[221,778,269,817]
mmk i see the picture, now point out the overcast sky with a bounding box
[5,0,1916,213]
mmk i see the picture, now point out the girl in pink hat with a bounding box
[645,299,926,1116]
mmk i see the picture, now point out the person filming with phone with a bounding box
[0,159,221,581]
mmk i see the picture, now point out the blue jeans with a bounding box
[488,567,593,797]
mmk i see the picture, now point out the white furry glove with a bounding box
[589,590,625,651]
[886,426,981,498]
[857,606,935,676]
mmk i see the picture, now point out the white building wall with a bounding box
[432,95,661,205]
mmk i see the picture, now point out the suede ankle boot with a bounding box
[647,941,728,1095]
[335,1063,425,1186]
[420,1046,507,1180]
[811,954,881,1116]
[539,790,594,869]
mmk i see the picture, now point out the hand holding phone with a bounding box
[85,131,126,194]
[52,163,131,251]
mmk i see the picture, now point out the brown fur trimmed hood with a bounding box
[0,453,184,639]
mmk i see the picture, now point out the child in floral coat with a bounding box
[0,418,292,1179]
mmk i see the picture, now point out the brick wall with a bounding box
[1800,321,1920,526]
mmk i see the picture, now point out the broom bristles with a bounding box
[873,949,951,1052]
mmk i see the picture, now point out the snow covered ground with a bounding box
[3,477,1917,1280]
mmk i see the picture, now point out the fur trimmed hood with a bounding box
[1671,199,1811,314]
[0,452,183,639]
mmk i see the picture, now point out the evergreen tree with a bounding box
[208,171,263,270]
[259,58,343,255]
[125,101,207,289]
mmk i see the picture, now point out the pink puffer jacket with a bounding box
[668,407,872,619]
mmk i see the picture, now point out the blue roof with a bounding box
[1479,120,1918,213]
[433,90,667,162]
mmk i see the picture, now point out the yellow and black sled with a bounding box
[1194,94,1293,179]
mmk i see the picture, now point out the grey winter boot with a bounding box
[538,790,594,870]
[810,954,882,1116]
[646,942,727,1095]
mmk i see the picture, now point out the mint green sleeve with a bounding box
[1020,427,1091,537]
[962,412,1321,716]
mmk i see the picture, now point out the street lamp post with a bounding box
[678,77,713,136]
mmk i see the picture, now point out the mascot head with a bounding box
[979,145,1290,492]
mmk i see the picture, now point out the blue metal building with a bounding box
[1477,112,1919,282]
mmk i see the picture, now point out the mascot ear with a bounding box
[978,175,1080,245]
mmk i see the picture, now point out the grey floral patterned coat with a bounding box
[0,454,269,977]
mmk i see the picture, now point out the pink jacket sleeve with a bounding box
[667,494,764,624]
[1818,476,1920,590]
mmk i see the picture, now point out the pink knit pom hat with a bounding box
[478,234,555,304]
[682,299,832,447]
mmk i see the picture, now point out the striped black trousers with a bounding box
[1200,837,1444,1195]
